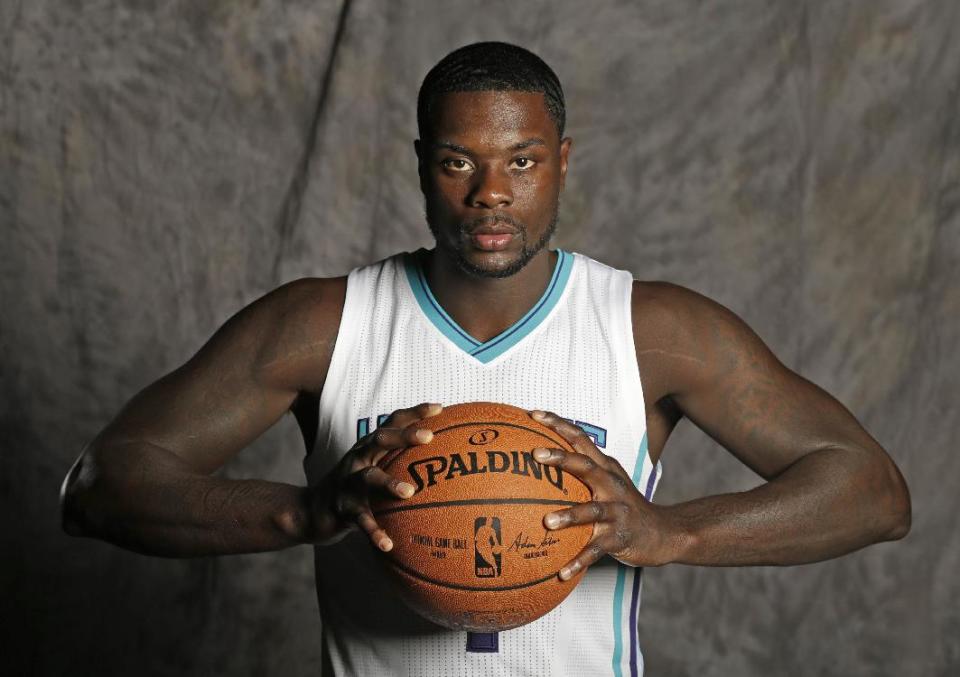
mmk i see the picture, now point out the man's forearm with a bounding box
[61,440,322,557]
[662,447,911,566]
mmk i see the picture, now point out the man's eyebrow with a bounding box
[429,138,548,153]
[511,138,547,150]
[431,141,472,154]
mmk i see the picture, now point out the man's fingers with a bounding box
[354,425,433,469]
[368,425,433,452]
[382,402,443,429]
[325,403,442,549]
[542,501,623,530]
[558,538,608,581]
[335,471,408,551]
[529,410,608,465]
[357,403,440,465]
[532,447,607,489]
[354,509,394,552]
[349,465,415,499]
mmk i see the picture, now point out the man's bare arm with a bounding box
[635,282,911,566]
[527,282,910,576]
[59,277,346,557]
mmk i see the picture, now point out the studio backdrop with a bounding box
[2,1,957,675]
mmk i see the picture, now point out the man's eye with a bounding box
[511,157,535,169]
[442,159,471,171]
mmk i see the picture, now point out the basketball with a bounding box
[370,401,594,632]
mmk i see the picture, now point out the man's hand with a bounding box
[310,402,443,552]
[529,410,681,579]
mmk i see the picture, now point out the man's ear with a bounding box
[414,139,427,193]
[559,137,573,191]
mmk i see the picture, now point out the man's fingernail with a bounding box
[379,538,393,552]
[559,567,571,580]
[397,482,415,497]
[415,429,433,443]
[428,403,442,414]
[530,410,546,421]
[544,513,560,529]
[533,448,550,461]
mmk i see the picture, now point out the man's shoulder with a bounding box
[274,274,348,303]
[240,276,348,394]
[629,278,778,399]
[255,275,349,325]
[630,279,725,328]
[630,278,764,355]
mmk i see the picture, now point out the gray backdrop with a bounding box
[2,0,957,675]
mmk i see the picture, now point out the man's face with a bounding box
[416,90,571,278]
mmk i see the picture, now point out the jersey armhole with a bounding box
[613,273,647,430]
[613,273,664,490]
[315,263,376,436]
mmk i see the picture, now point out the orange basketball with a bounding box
[371,401,593,632]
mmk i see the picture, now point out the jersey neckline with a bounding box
[402,248,574,364]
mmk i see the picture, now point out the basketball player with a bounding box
[60,42,911,676]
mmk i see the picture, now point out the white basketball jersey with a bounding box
[306,248,663,677]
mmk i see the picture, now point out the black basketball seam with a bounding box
[379,420,571,472]
[372,497,581,517]
[386,558,564,592]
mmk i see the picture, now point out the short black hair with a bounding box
[417,41,566,140]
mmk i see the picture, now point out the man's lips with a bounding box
[462,218,521,251]
[471,232,515,251]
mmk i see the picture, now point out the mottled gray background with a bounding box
[2,0,957,675]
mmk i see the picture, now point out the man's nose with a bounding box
[468,167,513,209]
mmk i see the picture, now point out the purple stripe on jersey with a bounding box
[466,631,499,652]
[630,462,659,675]
[629,568,642,677]
[644,463,659,502]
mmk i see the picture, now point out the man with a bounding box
[60,42,911,676]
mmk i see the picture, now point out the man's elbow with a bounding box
[60,451,104,538]
[883,491,911,542]
[876,455,911,542]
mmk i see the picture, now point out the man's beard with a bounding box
[426,206,559,279]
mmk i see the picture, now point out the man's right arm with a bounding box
[60,276,346,557]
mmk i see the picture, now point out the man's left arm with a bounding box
[530,282,911,575]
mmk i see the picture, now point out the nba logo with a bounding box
[474,517,502,578]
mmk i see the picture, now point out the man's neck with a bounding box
[424,247,558,344]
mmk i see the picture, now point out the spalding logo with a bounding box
[468,429,499,445]
[407,450,564,493]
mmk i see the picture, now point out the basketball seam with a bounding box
[386,558,566,592]
[372,497,582,516]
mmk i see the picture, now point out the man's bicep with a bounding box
[644,285,875,480]
[96,277,345,474]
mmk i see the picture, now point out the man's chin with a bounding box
[451,248,534,279]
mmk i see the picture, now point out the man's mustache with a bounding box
[460,214,525,234]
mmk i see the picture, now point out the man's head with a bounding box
[415,42,572,279]
[417,42,566,142]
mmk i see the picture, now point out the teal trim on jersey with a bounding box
[611,564,628,677]
[612,432,651,676]
[631,432,649,487]
[403,253,481,353]
[403,249,573,364]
